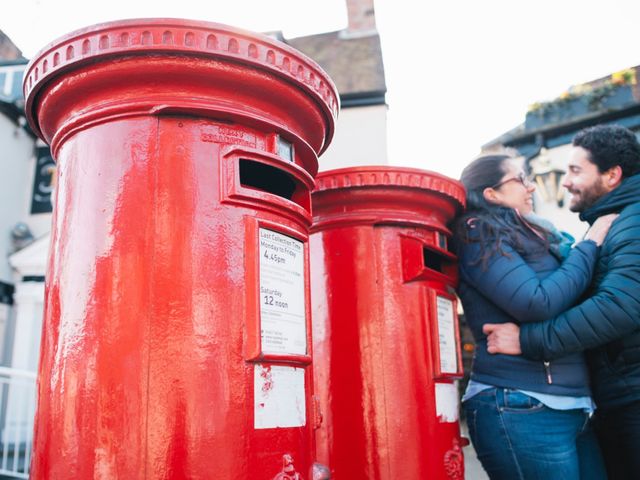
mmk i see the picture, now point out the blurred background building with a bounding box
[483,66,640,239]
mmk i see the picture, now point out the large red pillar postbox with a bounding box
[310,166,466,479]
[23,19,338,479]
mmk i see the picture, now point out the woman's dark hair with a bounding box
[452,154,548,268]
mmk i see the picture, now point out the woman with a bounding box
[453,154,616,480]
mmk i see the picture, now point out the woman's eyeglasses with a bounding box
[492,172,533,189]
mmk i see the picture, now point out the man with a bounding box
[484,124,640,479]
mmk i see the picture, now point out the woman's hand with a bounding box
[585,213,619,246]
[483,323,521,355]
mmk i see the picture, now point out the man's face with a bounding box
[562,146,609,212]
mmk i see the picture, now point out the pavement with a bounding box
[461,420,489,479]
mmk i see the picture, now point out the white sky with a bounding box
[3,0,640,179]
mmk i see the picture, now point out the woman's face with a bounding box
[484,159,536,214]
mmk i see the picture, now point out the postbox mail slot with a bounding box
[401,234,458,284]
[423,247,449,274]
[222,147,313,225]
[240,159,297,201]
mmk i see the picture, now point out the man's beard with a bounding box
[568,177,608,212]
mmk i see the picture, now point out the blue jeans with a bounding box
[463,387,607,480]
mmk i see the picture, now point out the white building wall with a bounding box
[534,191,590,240]
[10,281,44,372]
[0,114,36,283]
[531,144,590,241]
[318,104,388,171]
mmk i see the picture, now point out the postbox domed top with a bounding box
[315,166,465,207]
[312,165,466,231]
[23,18,340,168]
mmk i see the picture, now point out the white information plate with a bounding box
[435,382,460,423]
[436,295,458,374]
[259,228,306,355]
[254,364,306,429]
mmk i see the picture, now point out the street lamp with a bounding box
[529,147,566,207]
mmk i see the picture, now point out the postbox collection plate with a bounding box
[244,217,312,365]
[259,228,307,356]
[430,290,464,379]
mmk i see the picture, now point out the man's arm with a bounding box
[517,217,640,360]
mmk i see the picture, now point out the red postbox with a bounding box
[23,19,338,479]
[310,166,466,479]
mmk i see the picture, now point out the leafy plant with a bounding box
[527,68,636,118]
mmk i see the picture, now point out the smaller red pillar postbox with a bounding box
[310,166,466,479]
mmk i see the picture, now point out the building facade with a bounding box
[0,53,51,477]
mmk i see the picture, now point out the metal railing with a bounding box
[0,367,36,479]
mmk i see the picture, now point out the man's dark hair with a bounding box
[573,124,640,178]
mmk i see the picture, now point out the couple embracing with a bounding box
[454,125,640,480]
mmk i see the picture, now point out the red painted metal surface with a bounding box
[24,19,338,479]
[310,166,466,479]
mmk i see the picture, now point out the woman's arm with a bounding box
[459,236,598,323]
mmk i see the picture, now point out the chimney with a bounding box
[345,0,377,35]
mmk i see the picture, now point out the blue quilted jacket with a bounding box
[456,210,598,396]
[520,174,640,408]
